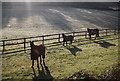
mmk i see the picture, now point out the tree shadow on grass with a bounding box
[64,45,82,56]
[93,40,116,48]
[32,61,53,81]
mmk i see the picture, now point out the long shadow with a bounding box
[32,61,53,80]
[93,40,116,48]
[2,34,118,58]
[64,45,82,56]
[47,34,118,50]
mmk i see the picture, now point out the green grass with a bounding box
[2,35,119,80]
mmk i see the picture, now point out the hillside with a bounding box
[2,2,119,39]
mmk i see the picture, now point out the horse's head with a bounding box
[87,28,91,33]
[87,28,90,30]
[62,33,65,37]
[30,41,34,47]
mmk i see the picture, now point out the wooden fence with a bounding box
[0,28,119,55]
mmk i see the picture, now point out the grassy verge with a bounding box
[2,35,119,80]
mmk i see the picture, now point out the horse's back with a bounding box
[88,28,99,35]
[37,44,45,55]
[64,35,73,41]
[31,44,45,60]
[68,35,74,40]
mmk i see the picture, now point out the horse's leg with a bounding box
[40,55,42,65]
[95,34,97,39]
[42,55,45,66]
[97,33,99,38]
[63,42,64,46]
[71,40,72,45]
[98,33,99,37]
[89,34,91,40]
[96,33,98,39]
[31,60,34,68]
[37,58,39,68]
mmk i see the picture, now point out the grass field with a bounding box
[2,5,118,39]
[2,35,119,80]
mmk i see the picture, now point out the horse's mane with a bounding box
[30,41,35,48]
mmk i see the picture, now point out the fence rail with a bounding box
[0,28,119,55]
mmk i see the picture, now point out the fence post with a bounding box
[58,34,60,42]
[73,32,75,42]
[24,38,26,53]
[42,36,44,44]
[114,29,116,35]
[2,40,5,54]
[118,29,120,34]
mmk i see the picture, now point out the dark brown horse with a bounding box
[30,41,45,68]
[62,33,74,46]
[87,28,99,39]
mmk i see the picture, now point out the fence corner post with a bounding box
[42,36,44,44]
[2,40,5,54]
[24,38,26,53]
[114,29,116,35]
[118,29,120,34]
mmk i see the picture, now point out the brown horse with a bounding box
[62,33,74,46]
[30,41,45,68]
[87,28,99,40]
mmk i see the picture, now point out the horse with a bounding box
[87,28,99,40]
[30,41,45,68]
[62,33,74,46]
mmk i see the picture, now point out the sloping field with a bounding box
[2,35,119,80]
[1,2,119,80]
[2,4,118,39]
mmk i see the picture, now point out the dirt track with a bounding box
[2,6,118,39]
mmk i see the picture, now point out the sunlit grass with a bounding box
[2,35,118,79]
